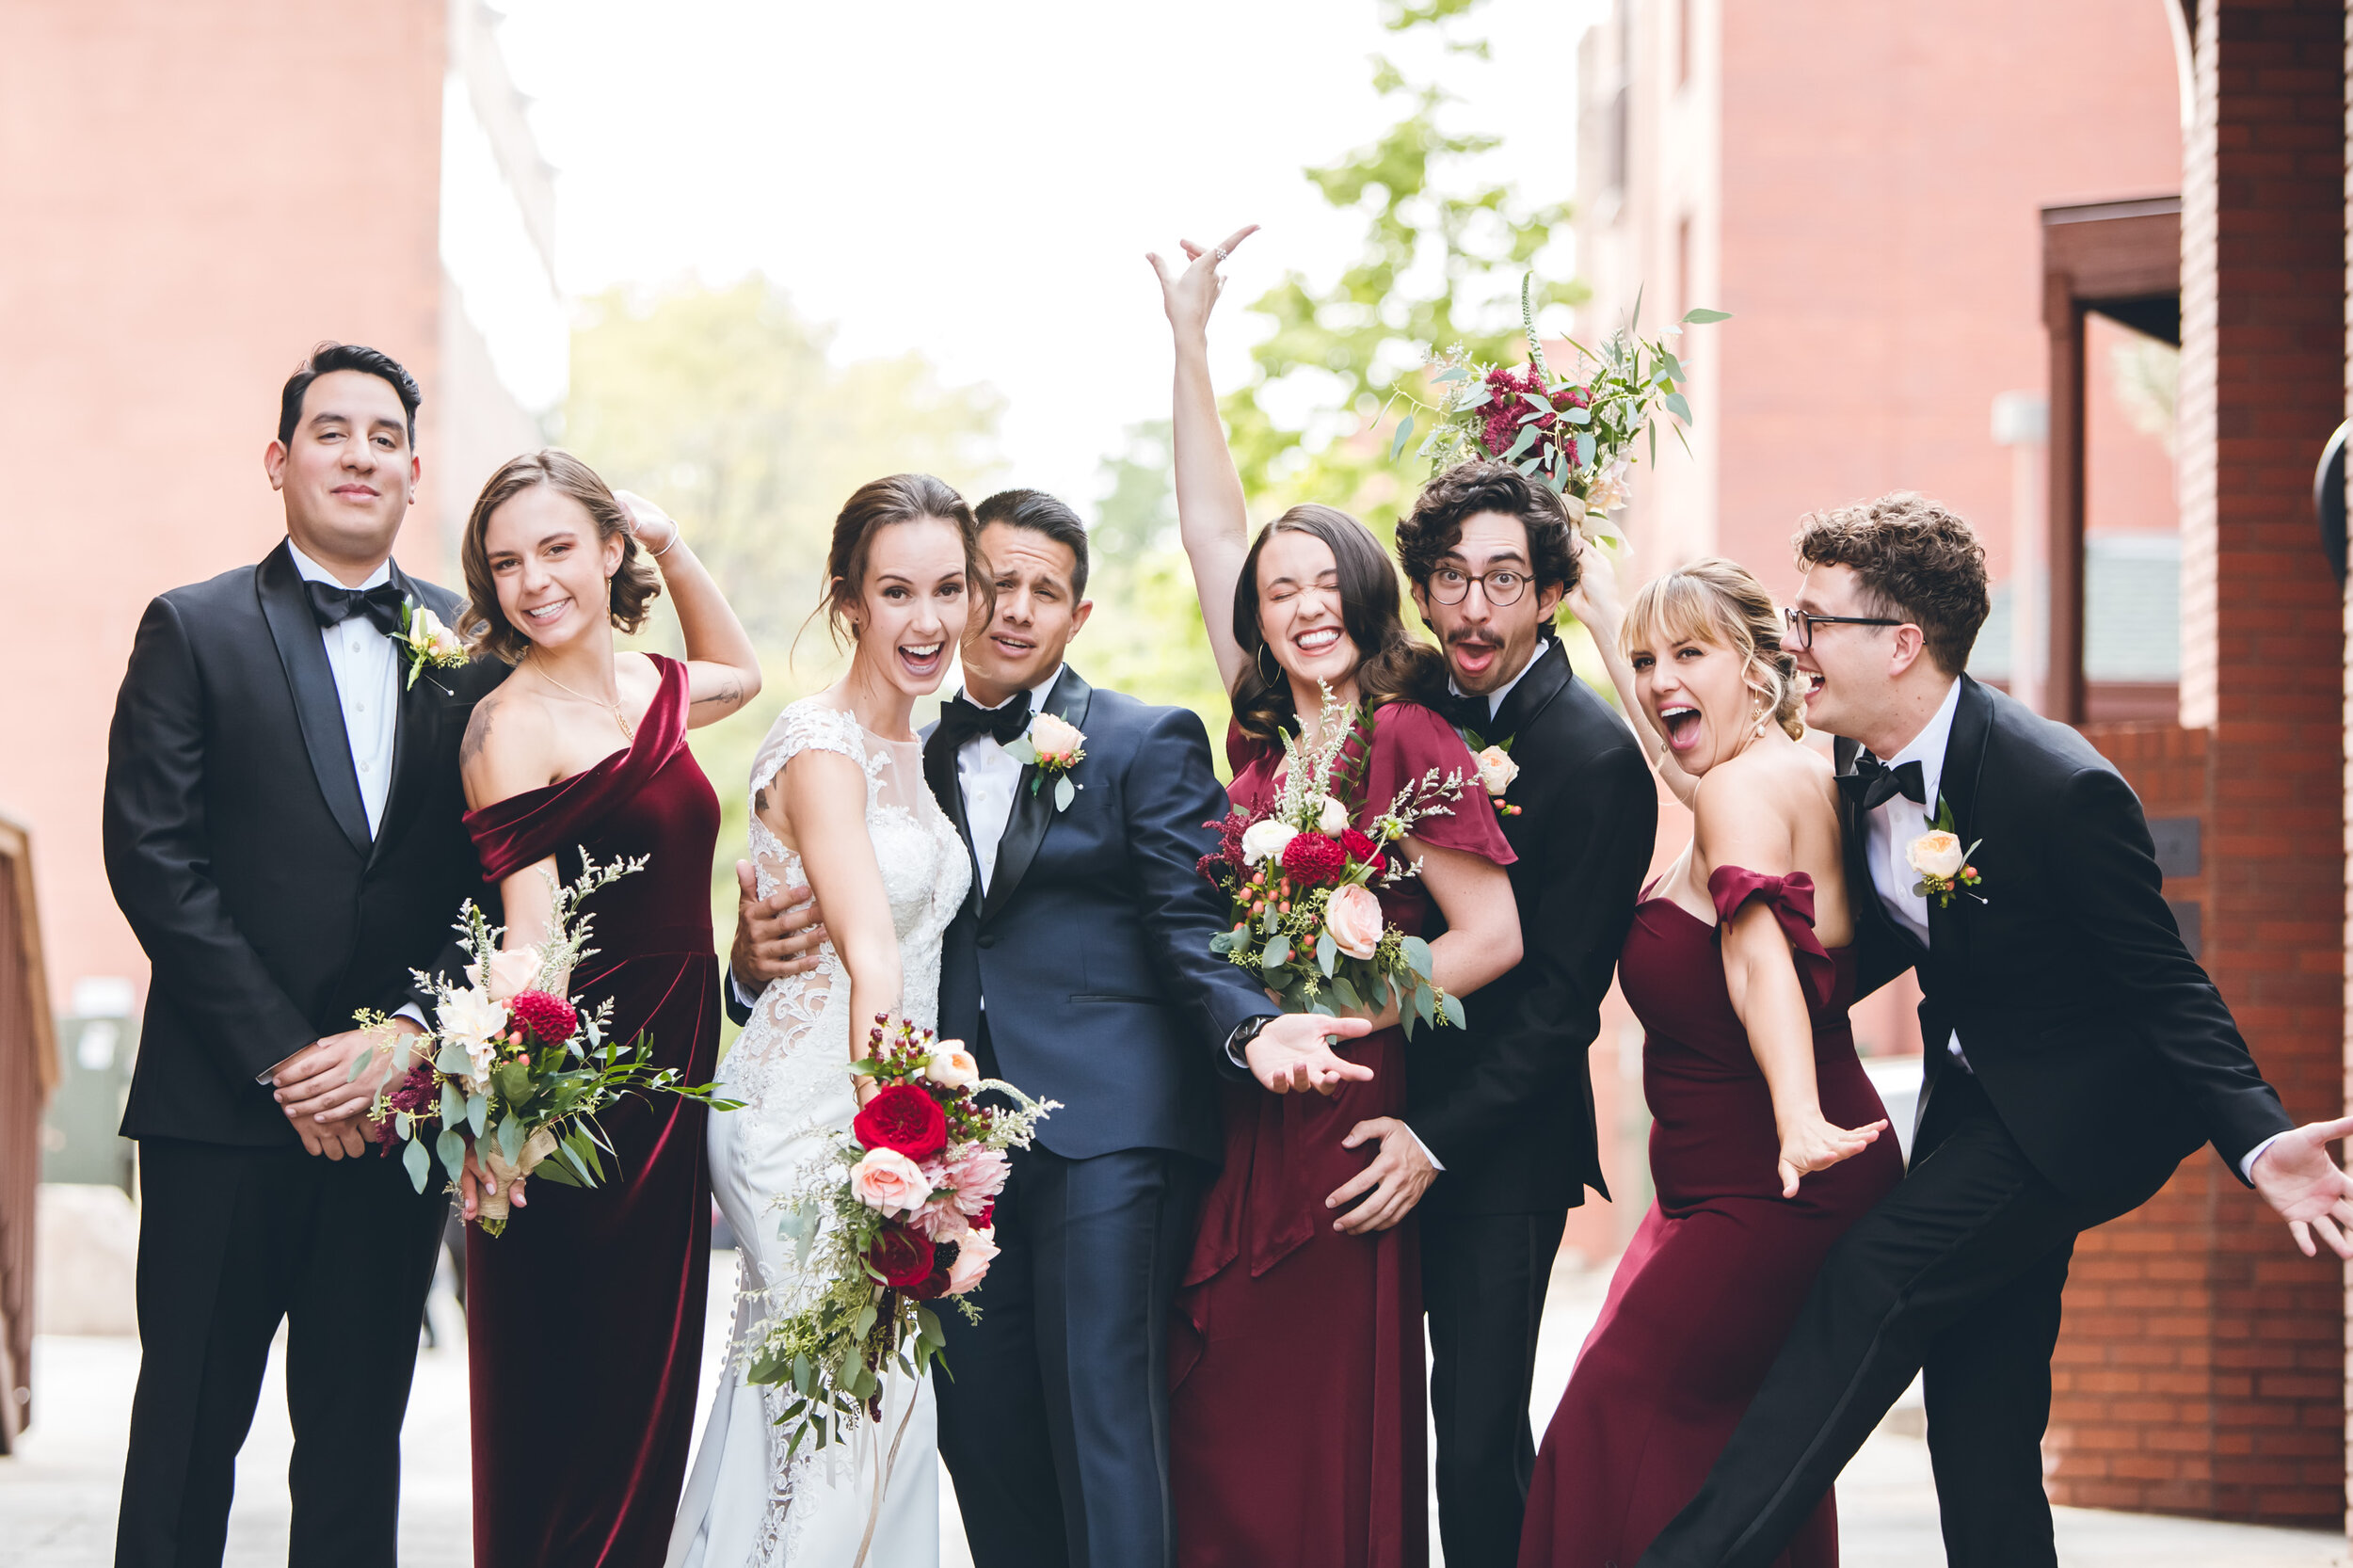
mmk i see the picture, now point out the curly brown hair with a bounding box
[1230,504,1448,744]
[1793,491,1991,677]
[1395,459,1581,597]
[459,450,661,665]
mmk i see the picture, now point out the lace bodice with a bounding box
[728,698,969,1128]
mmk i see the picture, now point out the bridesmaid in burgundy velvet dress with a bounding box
[1517,555,1899,1568]
[453,453,762,1568]
[1156,226,1525,1568]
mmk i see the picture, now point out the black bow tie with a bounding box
[305,579,406,637]
[938,690,1034,751]
[1440,691,1495,743]
[1838,755,1926,813]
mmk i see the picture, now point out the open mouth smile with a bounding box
[1293,627,1343,656]
[899,640,945,679]
[1659,704,1703,752]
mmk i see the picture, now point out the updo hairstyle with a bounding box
[1620,557,1806,742]
[810,473,988,650]
[459,449,661,664]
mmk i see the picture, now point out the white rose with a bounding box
[1474,745,1519,798]
[1907,829,1966,881]
[1316,795,1350,835]
[924,1044,981,1091]
[1240,819,1299,867]
[438,984,508,1050]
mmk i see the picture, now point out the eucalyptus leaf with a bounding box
[1262,935,1292,970]
[344,1044,376,1084]
[1564,405,1592,425]
[394,1112,412,1141]
[466,1092,488,1139]
[436,1038,471,1075]
[1440,992,1466,1030]
[1664,391,1692,424]
[1576,432,1596,469]
[1681,307,1731,324]
[1415,984,1437,1032]
[402,1133,429,1192]
[1003,738,1039,766]
[1333,974,1362,1011]
[1503,425,1538,461]
[1053,775,1076,812]
[440,1081,464,1128]
[1401,936,1436,981]
[498,1114,523,1163]
[1388,415,1416,460]
[435,1127,466,1182]
[1460,388,1492,410]
[1316,933,1337,978]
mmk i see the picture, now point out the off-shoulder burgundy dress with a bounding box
[1171,702,1515,1568]
[462,654,723,1568]
[1517,868,1901,1568]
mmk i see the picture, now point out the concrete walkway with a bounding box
[2,1250,2342,1567]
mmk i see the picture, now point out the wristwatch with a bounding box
[1225,1014,1277,1070]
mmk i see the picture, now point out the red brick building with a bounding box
[0,0,561,1035]
[1574,0,2351,1528]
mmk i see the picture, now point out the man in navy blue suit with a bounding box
[726,488,1361,1568]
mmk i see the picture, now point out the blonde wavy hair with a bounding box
[1621,557,1806,742]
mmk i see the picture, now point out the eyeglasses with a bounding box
[1783,606,1902,650]
[1428,568,1529,607]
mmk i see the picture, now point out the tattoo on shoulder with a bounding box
[752,784,772,818]
[461,699,496,769]
[693,676,745,710]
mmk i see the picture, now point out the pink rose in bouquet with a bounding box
[1324,883,1385,961]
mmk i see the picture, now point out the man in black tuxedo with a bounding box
[1310,461,1655,1567]
[104,344,504,1568]
[1638,492,2353,1568]
[726,489,1360,1567]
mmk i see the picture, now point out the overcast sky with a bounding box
[494,0,1594,511]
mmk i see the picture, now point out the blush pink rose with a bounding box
[849,1147,931,1216]
[945,1225,1001,1295]
[1324,882,1385,961]
[479,946,543,1001]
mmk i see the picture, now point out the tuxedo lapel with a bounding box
[920,724,984,902]
[255,543,370,856]
[1924,677,1993,969]
[1492,635,1570,742]
[980,666,1093,923]
[366,563,435,867]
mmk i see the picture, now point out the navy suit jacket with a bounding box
[924,666,1271,1165]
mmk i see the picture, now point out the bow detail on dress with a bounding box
[1707,866,1836,1013]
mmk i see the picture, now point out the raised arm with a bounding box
[1148,224,1260,694]
[1695,770,1885,1197]
[777,750,902,1080]
[1564,535,1697,806]
[616,491,760,728]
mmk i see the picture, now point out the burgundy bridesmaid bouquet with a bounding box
[748,1018,1054,1466]
[352,852,734,1234]
[1199,692,1468,1036]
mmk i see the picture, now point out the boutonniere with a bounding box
[1907,797,1984,907]
[1467,736,1522,818]
[1005,712,1086,811]
[397,600,468,691]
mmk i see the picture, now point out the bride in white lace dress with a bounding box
[668,478,980,1568]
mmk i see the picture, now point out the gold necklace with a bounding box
[531,657,632,741]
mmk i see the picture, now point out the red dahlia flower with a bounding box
[854,1083,950,1163]
[866,1223,936,1290]
[508,989,578,1046]
[1280,832,1347,887]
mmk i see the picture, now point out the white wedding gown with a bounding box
[667,699,970,1568]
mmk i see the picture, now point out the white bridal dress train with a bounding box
[667,699,970,1568]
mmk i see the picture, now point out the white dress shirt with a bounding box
[955,665,1066,898]
[285,540,399,838]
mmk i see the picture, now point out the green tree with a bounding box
[1221,0,1582,528]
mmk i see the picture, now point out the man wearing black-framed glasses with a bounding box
[1782,604,1902,649]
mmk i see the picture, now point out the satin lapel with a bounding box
[366,565,436,868]
[920,722,984,897]
[980,667,1093,923]
[1924,677,1993,969]
[1493,635,1570,741]
[256,543,370,855]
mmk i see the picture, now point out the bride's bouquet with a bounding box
[352,852,732,1234]
[1198,693,1468,1036]
[1406,274,1728,543]
[747,1018,1053,1465]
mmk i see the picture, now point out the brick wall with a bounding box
[2042,0,2349,1525]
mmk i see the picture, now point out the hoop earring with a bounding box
[1256,643,1279,687]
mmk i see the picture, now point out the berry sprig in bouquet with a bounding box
[1198,691,1469,1036]
[353,852,733,1235]
[749,1019,1054,1472]
[1401,275,1728,545]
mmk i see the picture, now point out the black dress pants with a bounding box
[936,1131,1204,1568]
[114,1138,445,1568]
[1423,1208,1568,1568]
[1638,1073,2173,1568]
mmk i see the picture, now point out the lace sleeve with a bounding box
[748,699,881,804]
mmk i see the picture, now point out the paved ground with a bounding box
[3,1248,2344,1567]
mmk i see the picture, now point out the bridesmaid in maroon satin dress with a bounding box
[453,453,763,1568]
[1518,555,1899,1568]
[1157,220,1525,1568]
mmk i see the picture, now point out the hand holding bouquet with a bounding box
[1199,693,1468,1036]
[354,851,733,1234]
[749,1019,1055,1467]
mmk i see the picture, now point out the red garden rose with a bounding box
[1339,828,1380,865]
[508,988,578,1045]
[866,1222,936,1290]
[1280,832,1348,888]
[854,1083,950,1163]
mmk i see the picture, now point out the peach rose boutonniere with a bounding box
[1473,743,1522,819]
[397,599,468,691]
[1906,798,1984,909]
[1007,712,1088,811]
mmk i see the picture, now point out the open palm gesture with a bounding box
[2250,1114,2353,1257]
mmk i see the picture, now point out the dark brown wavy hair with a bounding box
[1230,504,1448,744]
[1793,491,1991,676]
[806,473,988,654]
[459,449,660,665]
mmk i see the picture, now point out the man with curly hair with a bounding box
[1639,491,2353,1568]
[1357,459,1657,1567]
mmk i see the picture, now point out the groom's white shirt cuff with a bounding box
[1221,1021,1445,1171]
[2242,1130,2290,1184]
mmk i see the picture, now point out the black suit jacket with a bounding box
[104,541,504,1146]
[1404,636,1657,1216]
[1838,675,2292,1200]
[924,666,1272,1165]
